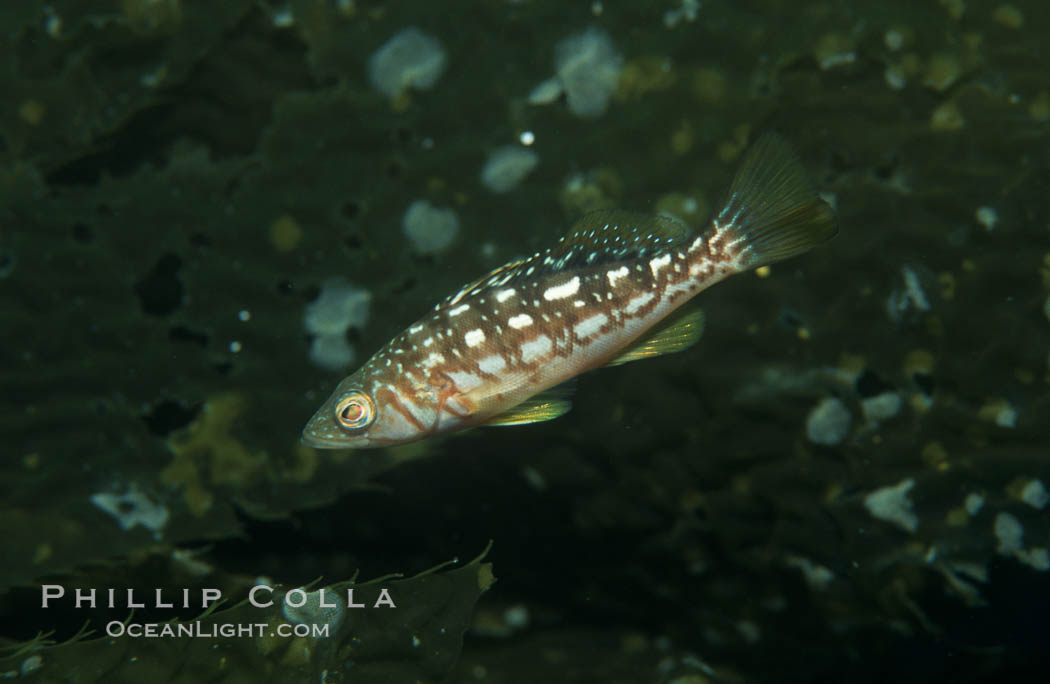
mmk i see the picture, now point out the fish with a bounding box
[302,134,837,448]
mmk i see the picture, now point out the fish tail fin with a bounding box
[714,133,838,269]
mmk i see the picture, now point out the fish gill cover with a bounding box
[1,0,1049,682]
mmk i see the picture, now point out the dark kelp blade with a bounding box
[715,133,838,268]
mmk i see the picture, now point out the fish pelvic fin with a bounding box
[714,133,838,269]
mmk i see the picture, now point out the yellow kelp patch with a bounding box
[161,392,268,516]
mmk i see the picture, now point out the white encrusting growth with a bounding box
[367,27,447,98]
[1021,480,1049,509]
[553,27,623,117]
[304,278,372,336]
[403,199,460,254]
[573,312,608,338]
[496,288,516,303]
[901,266,930,311]
[449,304,470,317]
[508,313,533,329]
[309,335,355,371]
[543,276,580,300]
[994,512,1050,571]
[478,354,507,374]
[464,328,486,347]
[864,478,918,533]
[520,334,553,363]
[964,492,984,516]
[90,483,169,538]
[481,146,539,193]
[607,265,629,286]
[806,397,851,446]
[995,512,1024,555]
[303,277,372,370]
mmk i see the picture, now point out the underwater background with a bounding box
[1,0,1048,681]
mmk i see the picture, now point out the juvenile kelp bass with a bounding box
[303,135,837,448]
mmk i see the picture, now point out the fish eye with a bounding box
[334,391,375,431]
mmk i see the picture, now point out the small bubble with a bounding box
[974,205,998,231]
[229,341,242,353]
[272,6,294,27]
[238,309,251,322]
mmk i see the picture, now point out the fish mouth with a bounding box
[299,431,357,449]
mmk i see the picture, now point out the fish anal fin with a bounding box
[484,382,575,426]
[605,308,705,367]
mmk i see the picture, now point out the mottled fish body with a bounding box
[303,135,837,448]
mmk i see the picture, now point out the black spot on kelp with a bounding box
[340,200,361,220]
[141,399,199,437]
[779,308,802,328]
[855,369,895,398]
[135,253,184,316]
[344,233,363,250]
[391,126,414,144]
[391,277,416,295]
[913,372,935,397]
[169,325,208,347]
[873,154,899,181]
[71,222,93,243]
[45,102,177,185]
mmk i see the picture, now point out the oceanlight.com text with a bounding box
[105,621,331,639]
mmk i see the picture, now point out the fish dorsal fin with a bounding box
[605,308,705,367]
[558,209,691,253]
[442,257,528,308]
[484,381,575,426]
[538,210,692,273]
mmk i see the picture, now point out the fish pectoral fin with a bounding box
[485,397,572,426]
[484,382,575,426]
[605,308,705,367]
